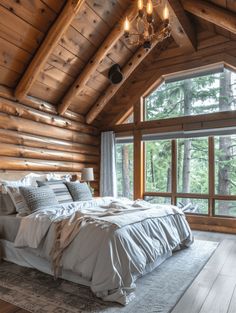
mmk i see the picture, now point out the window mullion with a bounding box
[171,140,177,205]
[209,137,215,217]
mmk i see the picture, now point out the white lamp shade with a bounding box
[81,168,94,182]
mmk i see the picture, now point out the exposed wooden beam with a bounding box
[181,0,236,35]
[57,3,137,115]
[166,0,197,50]
[86,36,172,124]
[14,0,85,100]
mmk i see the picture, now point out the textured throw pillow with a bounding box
[0,193,16,215]
[19,186,59,212]
[66,182,92,201]
[37,180,73,204]
[6,186,31,216]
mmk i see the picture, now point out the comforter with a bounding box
[14,197,193,305]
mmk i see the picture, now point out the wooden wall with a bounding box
[0,96,100,194]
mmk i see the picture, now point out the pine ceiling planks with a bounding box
[0,0,236,123]
[0,0,57,33]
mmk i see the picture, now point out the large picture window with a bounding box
[143,134,236,217]
[145,68,236,121]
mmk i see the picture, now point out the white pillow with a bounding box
[0,178,32,216]
[6,186,31,216]
[23,173,47,186]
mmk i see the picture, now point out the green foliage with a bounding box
[115,143,133,198]
[115,69,236,217]
[145,71,235,121]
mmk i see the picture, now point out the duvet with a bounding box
[14,197,193,305]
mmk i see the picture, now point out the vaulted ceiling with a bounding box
[0,0,236,128]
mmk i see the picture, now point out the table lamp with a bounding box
[81,168,94,193]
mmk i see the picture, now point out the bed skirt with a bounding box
[0,239,171,292]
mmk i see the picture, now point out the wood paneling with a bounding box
[15,0,86,100]
[0,97,100,193]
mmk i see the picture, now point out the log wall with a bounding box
[0,96,100,194]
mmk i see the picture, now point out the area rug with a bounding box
[0,240,218,313]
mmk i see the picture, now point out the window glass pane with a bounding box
[145,140,172,192]
[123,113,133,124]
[215,200,236,217]
[177,198,208,215]
[215,135,236,196]
[115,142,133,199]
[145,69,236,121]
[177,138,208,194]
[144,196,171,204]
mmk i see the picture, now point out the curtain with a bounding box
[100,131,117,197]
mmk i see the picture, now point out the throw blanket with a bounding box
[14,197,193,305]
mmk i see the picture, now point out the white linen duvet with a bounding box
[14,197,193,305]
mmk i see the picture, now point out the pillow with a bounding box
[19,186,59,212]
[23,173,47,186]
[6,186,31,216]
[66,182,92,201]
[0,193,16,215]
[37,180,73,204]
[46,173,72,182]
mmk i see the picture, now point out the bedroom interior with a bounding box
[0,0,236,312]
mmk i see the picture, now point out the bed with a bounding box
[0,173,193,305]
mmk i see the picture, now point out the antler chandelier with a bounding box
[124,0,171,50]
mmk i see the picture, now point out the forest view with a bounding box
[116,68,236,217]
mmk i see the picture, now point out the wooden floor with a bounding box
[0,231,236,313]
[0,300,29,313]
[172,230,236,313]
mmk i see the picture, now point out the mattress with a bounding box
[0,215,21,242]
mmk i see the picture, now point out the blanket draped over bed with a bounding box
[14,197,193,305]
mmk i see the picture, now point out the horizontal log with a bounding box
[0,129,99,156]
[0,97,98,135]
[0,143,99,164]
[0,156,98,172]
[0,112,99,146]
[23,95,86,124]
[0,85,86,124]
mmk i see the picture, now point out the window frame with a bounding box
[143,135,236,218]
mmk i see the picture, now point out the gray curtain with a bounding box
[100,131,117,197]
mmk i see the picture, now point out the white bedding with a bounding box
[14,197,193,305]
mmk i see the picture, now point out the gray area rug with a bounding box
[0,240,218,313]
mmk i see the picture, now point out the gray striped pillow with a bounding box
[66,182,92,201]
[37,180,73,204]
[20,186,59,212]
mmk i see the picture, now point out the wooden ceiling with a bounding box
[0,0,236,128]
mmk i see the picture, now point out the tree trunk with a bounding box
[218,70,232,214]
[122,144,131,198]
[182,80,192,196]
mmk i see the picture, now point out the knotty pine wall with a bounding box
[0,97,100,195]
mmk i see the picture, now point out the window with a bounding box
[143,134,236,216]
[115,139,133,199]
[145,140,172,192]
[176,198,208,215]
[145,68,236,121]
[215,135,236,196]
[177,138,208,194]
